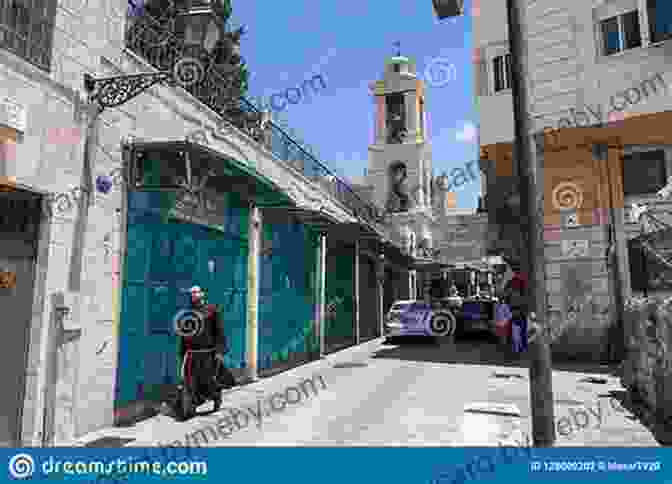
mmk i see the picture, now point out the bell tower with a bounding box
[366,47,433,214]
[365,45,436,261]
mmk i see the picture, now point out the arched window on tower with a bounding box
[386,93,406,144]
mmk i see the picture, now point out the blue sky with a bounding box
[229,0,479,209]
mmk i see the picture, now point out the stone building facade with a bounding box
[475,0,672,360]
[0,0,411,446]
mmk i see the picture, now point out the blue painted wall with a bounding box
[258,218,318,371]
[116,190,249,407]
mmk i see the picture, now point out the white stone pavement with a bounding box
[67,338,658,448]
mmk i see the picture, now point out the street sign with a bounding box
[561,239,589,258]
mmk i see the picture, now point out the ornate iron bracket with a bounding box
[84,71,178,112]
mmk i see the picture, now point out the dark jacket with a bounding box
[179,303,227,359]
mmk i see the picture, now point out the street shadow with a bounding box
[603,389,672,446]
[374,333,530,369]
[374,334,620,375]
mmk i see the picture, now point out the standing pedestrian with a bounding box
[506,273,529,353]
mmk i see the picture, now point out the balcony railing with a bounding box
[125,11,385,230]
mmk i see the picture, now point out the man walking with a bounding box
[175,286,236,418]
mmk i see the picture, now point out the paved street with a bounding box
[74,337,658,448]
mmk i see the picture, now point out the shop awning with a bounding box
[127,140,295,208]
[262,204,339,232]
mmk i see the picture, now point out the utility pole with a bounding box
[431,0,555,444]
[505,0,556,446]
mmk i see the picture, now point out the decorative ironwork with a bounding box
[121,6,387,233]
[84,71,177,111]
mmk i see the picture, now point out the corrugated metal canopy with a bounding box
[128,140,294,208]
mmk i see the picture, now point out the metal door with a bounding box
[0,193,39,446]
[116,191,248,408]
[0,253,34,446]
[358,256,378,341]
[258,219,317,373]
[324,243,355,353]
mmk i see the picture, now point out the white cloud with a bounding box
[455,122,478,143]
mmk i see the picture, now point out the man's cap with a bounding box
[189,286,203,293]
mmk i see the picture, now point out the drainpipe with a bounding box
[245,203,261,382]
[595,143,628,361]
[377,249,386,337]
[68,100,101,291]
[354,239,360,345]
[38,294,65,446]
[318,232,327,358]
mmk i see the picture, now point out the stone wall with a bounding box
[621,297,672,431]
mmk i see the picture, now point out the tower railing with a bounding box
[125,10,386,232]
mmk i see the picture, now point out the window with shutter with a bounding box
[493,54,511,93]
[599,10,641,56]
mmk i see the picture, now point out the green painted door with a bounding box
[324,243,355,353]
[359,256,379,341]
[258,219,318,373]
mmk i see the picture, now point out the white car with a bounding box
[384,300,456,341]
